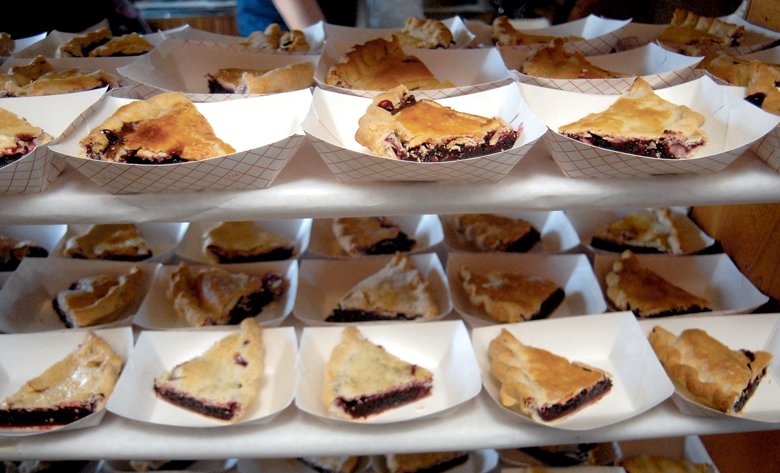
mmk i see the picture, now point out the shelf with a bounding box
[2,140,780,225]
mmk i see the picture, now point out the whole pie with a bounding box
[559,78,707,160]
[53,265,144,328]
[63,224,152,261]
[239,23,310,53]
[657,9,745,49]
[393,17,453,49]
[0,332,122,428]
[322,326,434,419]
[591,208,684,254]
[459,266,564,323]
[620,455,715,473]
[204,221,295,263]
[492,16,581,46]
[605,250,710,317]
[57,28,153,58]
[80,92,236,164]
[385,452,468,473]
[453,214,540,252]
[325,36,454,91]
[520,38,628,79]
[0,107,53,168]
[332,216,415,256]
[167,262,286,326]
[154,318,264,422]
[207,63,314,94]
[355,85,519,162]
[0,235,48,271]
[648,326,772,414]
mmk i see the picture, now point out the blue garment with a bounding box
[236,0,287,36]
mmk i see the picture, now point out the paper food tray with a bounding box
[7,32,47,55]
[12,29,167,58]
[162,22,326,54]
[306,215,443,258]
[0,327,133,436]
[134,259,297,329]
[0,224,67,269]
[471,311,675,431]
[639,313,780,422]
[323,16,475,49]
[176,219,312,264]
[448,253,607,328]
[521,76,780,177]
[106,326,297,427]
[565,207,717,255]
[237,457,370,473]
[1,88,105,194]
[497,15,630,56]
[0,258,159,333]
[302,83,546,182]
[506,43,702,94]
[315,40,512,99]
[371,450,499,473]
[295,320,482,424]
[440,211,581,254]
[117,39,320,102]
[294,253,452,326]
[49,89,311,193]
[593,253,769,315]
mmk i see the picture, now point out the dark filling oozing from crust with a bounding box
[503,227,541,252]
[206,245,295,264]
[83,123,187,164]
[630,305,711,318]
[227,272,286,324]
[153,385,238,421]
[518,444,598,467]
[0,398,101,427]
[325,309,421,323]
[0,245,47,271]
[746,93,766,108]
[528,288,566,321]
[590,237,667,254]
[732,350,768,413]
[536,377,612,422]
[0,153,24,168]
[335,382,432,418]
[53,293,74,329]
[356,232,416,255]
[1,134,40,167]
[67,248,152,262]
[563,132,702,160]
[207,79,235,94]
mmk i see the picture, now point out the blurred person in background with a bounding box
[237,0,358,35]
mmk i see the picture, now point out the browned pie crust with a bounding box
[207,63,314,94]
[63,224,152,261]
[332,216,415,256]
[0,33,14,57]
[239,23,310,53]
[394,17,453,49]
[657,9,745,50]
[745,61,780,116]
[591,208,683,254]
[520,38,628,79]
[204,221,295,263]
[453,214,540,252]
[57,28,152,58]
[0,235,48,271]
[620,455,716,473]
[492,16,581,46]
[0,107,53,168]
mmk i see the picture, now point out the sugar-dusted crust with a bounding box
[492,16,581,46]
[745,61,780,116]
[64,224,152,261]
[332,216,415,256]
[325,36,453,91]
[88,33,153,57]
[0,332,122,428]
[238,23,310,53]
[0,107,52,167]
[79,92,235,164]
[204,221,295,263]
[386,452,468,473]
[54,265,143,328]
[620,455,715,473]
[154,318,264,422]
[460,266,564,323]
[355,85,518,162]
[57,28,113,58]
[0,235,48,271]
[394,17,453,49]
[606,250,710,317]
[559,78,707,159]
[520,38,628,79]
[453,214,540,252]
[648,326,772,414]
[489,329,612,422]
[322,326,433,419]
[591,208,684,254]
[658,9,745,48]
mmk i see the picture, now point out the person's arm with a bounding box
[272,0,326,29]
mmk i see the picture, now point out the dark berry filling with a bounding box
[536,377,612,421]
[154,385,238,421]
[227,272,286,325]
[732,351,768,413]
[503,228,541,253]
[206,245,295,264]
[530,288,566,321]
[325,309,421,323]
[335,382,432,418]
[389,130,518,163]
[564,132,703,160]
[356,233,416,255]
[0,398,102,428]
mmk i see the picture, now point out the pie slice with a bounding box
[0,107,53,168]
[326,254,438,323]
[385,452,468,473]
[0,332,122,428]
[620,455,716,473]
[393,17,453,49]
[657,9,745,49]
[63,224,152,261]
[559,78,707,160]
[520,38,629,79]
[591,208,684,254]
[325,36,454,91]
[332,216,415,256]
[605,250,710,317]
[745,61,780,116]
[87,33,153,57]
[79,92,235,164]
[204,221,295,263]
[239,23,310,53]
[695,51,757,87]
[322,326,433,419]
[648,326,772,414]
[492,16,581,46]
[207,63,314,94]
[488,329,612,422]
[154,318,264,422]
[0,56,56,94]
[355,85,519,162]
[53,265,144,328]
[459,266,564,323]
[0,235,48,271]
[3,68,119,97]
[57,28,113,57]
[167,262,286,326]
[453,214,540,252]
[207,67,267,93]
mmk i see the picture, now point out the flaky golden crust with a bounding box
[88,33,153,57]
[57,28,113,58]
[593,208,683,254]
[492,16,581,46]
[237,62,314,94]
[747,61,780,116]
[520,38,628,79]
[696,51,753,86]
[453,214,538,252]
[55,265,143,328]
[0,108,52,161]
[657,9,745,48]
[395,17,453,49]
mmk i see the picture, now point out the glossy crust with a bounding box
[591,208,684,254]
[453,214,540,252]
[489,329,612,422]
[204,221,295,263]
[322,326,433,419]
[355,85,518,162]
[0,107,52,167]
[606,250,710,317]
[386,452,468,473]
[154,318,264,422]
[54,265,143,328]
[325,36,453,91]
[332,216,415,256]
[80,92,235,164]
[459,266,564,323]
[492,16,581,46]
[520,38,628,79]
[649,326,772,414]
[394,17,453,49]
[207,67,267,93]
[657,9,745,48]
[620,455,716,473]
[559,78,707,159]
[64,224,152,261]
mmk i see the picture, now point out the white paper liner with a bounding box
[0,88,106,194]
[302,83,547,182]
[471,311,675,431]
[105,326,297,427]
[12,30,167,58]
[371,450,499,473]
[162,22,326,54]
[294,253,452,326]
[564,207,716,255]
[0,258,159,333]
[593,253,769,316]
[520,76,780,177]
[323,16,475,49]
[9,32,47,54]
[306,215,444,258]
[638,313,780,422]
[495,15,631,56]
[440,211,581,254]
[0,326,134,436]
[237,457,370,473]
[101,460,238,473]
[52,222,189,264]
[116,39,320,102]
[0,224,67,268]
[133,259,298,329]
[176,219,312,264]
[315,40,513,99]
[295,320,482,424]
[49,89,312,193]
[448,253,607,328]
